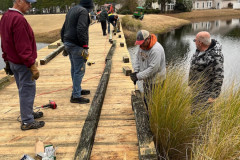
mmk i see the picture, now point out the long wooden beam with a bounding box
[40,45,64,65]
[131,90,158,160]
[74,41,116,160]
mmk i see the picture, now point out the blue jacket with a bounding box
[108,15,117,26]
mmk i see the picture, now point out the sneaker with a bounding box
[33,111,43,119]
[70,97,90,104]
[21,120,45,130]
[81,89,90,95]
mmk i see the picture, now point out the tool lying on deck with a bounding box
[36,100,57,109]
[87,62,95,66]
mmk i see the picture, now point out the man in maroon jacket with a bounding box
[0,0,44,130]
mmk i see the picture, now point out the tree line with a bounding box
[0,0,118,13]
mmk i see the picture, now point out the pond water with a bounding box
[0,39,49,70]
[129,18,240,90]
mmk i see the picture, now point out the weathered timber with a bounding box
[131,90,158,160]
[122,66,132,76]
[120,42,124,47]
[40,45,64,65]
[0,75,14,90]
[105,40,116,63]
[123,56,129,63]
[74,60,112,160]
[48,42,61,49]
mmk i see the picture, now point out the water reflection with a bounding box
[0,38,49,70]
[129,19,240,89]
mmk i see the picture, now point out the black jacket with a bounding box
[99,10,108,22]
[61,5,90,47]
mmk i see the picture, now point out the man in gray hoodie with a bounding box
[130,30,166,109]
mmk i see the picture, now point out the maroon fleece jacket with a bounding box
[0,9,37,67]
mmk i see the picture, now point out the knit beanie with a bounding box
[79,0,94,9]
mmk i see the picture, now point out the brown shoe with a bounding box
[21,120,45,130]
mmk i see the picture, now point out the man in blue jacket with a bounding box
[0,0,44,130]
[108,15,121,33]
[61,0,93,104]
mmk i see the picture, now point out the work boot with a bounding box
[33,111,43,119]
[70,97,90,104]
[21,120,45,131]
[81,89,90,95]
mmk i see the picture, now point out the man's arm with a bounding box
[137,50,161,80]
[61,22,65,43]
[13,19,36,67]
[77,10,89,47]
[133,48,140,73]
[209,52,224,99]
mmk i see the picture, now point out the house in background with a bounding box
[193,0,239,9]
[151,0,176,11]
[193,0,213,9]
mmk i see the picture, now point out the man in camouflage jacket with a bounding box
[189,31,224,112]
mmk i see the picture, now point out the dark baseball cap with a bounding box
[135,30,150,45]
[26,0,37,3]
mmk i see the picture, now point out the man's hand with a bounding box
[4,61,14,75]
[130,72,138,82]
[207,97,215,103]
[62,49,68,56]
[81,48,89,62]
[30,62,39,81]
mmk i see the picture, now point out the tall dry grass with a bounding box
[148,65,240,160]
[192,86,240,160]
[148,65,205,159]
[121,15,142,32]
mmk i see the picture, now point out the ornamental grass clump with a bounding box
[192,86,240,160]
[121,15,142,32]
[148,65,206,159]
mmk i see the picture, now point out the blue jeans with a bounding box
[9,62,35,124]
[64,42,86,98]
[108,22,110,34]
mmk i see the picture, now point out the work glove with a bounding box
[4,61,14,75]
[62,49,68,57]
[30,62,39,81]
[81,47,89,63]
[130,72,138,83]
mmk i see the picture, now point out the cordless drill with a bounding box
[41,100,57,109]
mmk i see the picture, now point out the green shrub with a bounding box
[144,9,161,14]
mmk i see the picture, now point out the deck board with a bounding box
[0,22,139,160]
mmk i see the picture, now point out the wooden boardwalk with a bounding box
[0,22,138,159]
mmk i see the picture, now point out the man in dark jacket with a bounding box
[99,7,108,36]
[189,31,224,113]
[61,0,93,104]
[108,14,120,33]
[0,0,44,130]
